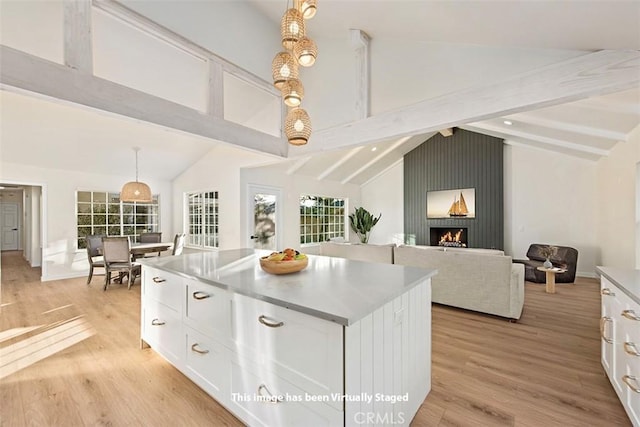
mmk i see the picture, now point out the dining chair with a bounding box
[172,233,186,256]
[102,236,141,291]
[86,234,105,285]
[139,232,163,258]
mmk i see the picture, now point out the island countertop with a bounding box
[140,248,437,326]
[596,266,640,305]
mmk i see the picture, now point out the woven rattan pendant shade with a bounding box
[282,78,304,107]
[120,148,152,203]
[293,37,317,67]
[295,0,317,19]
[272,51,299,89]
[285,108,311,145]
[120,181,152,203]
[281,8,305,50]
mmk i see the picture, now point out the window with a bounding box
[186,191,219,248]
[299,195,346,244]
[77,191,159,249]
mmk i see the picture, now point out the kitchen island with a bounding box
[139,248,436,427]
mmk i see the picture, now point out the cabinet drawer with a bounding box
[142,300,183,365]
[184,326,230,401]
[143,267,183,311]
[232,295,343,406]
[229,358,342,427]
[185,280,231,341]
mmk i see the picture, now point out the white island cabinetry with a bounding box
[597,267,640,427]
[140,249,435,427]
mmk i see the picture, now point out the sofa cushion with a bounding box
[319,242,395,264]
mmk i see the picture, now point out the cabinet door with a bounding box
[142,300,183,365]
[184,326,230,402]
[184,280,231,342]
[142,267,183,312]
[232,294,343,407]
[616,291,640,425]
[229,358,342,427]
[601,278,618,387]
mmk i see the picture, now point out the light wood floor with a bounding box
[0,251,631,426]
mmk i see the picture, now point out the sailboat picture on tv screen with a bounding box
[427,188,475,219]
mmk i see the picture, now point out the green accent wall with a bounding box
[404,128,504,249]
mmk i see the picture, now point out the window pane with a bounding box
[299,194,345,244]
[77,192,92,203]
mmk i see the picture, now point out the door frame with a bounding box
[246,184,283,250]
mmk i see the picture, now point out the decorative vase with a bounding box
[543,258,553,269]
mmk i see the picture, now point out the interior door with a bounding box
[247,185,282,251]
[1,203,19,251]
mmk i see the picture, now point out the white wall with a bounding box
[172,144,275,251]
[28,186,42,267]
[241,165,362,254]
[361,161,405,245]
[0,162,172,281]
[596,124,640,269]
[505,144,598,277]
[121,0,280,83]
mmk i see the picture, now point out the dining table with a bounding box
[130,242,173,260]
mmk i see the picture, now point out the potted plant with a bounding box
[539,245,558,268]
[348,207,381,244]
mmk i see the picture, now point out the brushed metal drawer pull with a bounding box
[193,291,210,300]
[151,318,165,326]
[257,384,282,403]
[191,343,210,355]
[600,317,613,344]
[624,342,640,357]
[258,315,284,328]
[600,288,615,296]
[152,277,166,283]
[622,375,640,393]
[622,310,640,321]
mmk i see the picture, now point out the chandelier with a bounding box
[272,0,317,146]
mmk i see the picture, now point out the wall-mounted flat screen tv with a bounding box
[427,188,475,219]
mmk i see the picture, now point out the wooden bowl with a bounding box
[259,256,308,275]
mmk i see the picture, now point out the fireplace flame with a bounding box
[439,229,467,247]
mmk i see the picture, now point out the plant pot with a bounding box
[543,258,553,269]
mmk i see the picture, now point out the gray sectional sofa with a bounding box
[319,242,525,320]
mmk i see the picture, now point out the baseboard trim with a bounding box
[41,271,87,282]
[577,271,597,279]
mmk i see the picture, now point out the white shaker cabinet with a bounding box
[139,249,434,427]
[598,268,640,427]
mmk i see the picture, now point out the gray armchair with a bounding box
[513,244,578,283]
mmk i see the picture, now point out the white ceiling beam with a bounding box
[64,0,93,73]
[574,96,640,116]
[350,29,371,121]
[299,49,640,155]
[0,46,287,157]
[503,139,601,162]
[463,122,610,157]
[317,146,364,180]
[505,112,628,142]
[286,156,312,175]
[341,136,411,184]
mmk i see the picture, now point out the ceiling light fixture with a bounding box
[273,0,318,146]
[285,108,312,146]
[120,147,152,203]
[503,120,513,125]
[295,0,317,19]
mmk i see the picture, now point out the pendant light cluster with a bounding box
[272,0,317,146]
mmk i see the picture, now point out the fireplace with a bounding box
[430,227,468,247]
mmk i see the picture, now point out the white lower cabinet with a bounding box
[229,356,343,427]
[184,326,230,401]
[601,277,640,427]
[141,267,432,427]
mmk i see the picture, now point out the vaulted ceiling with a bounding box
[1,1,639,185]
[246,0,640,183]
